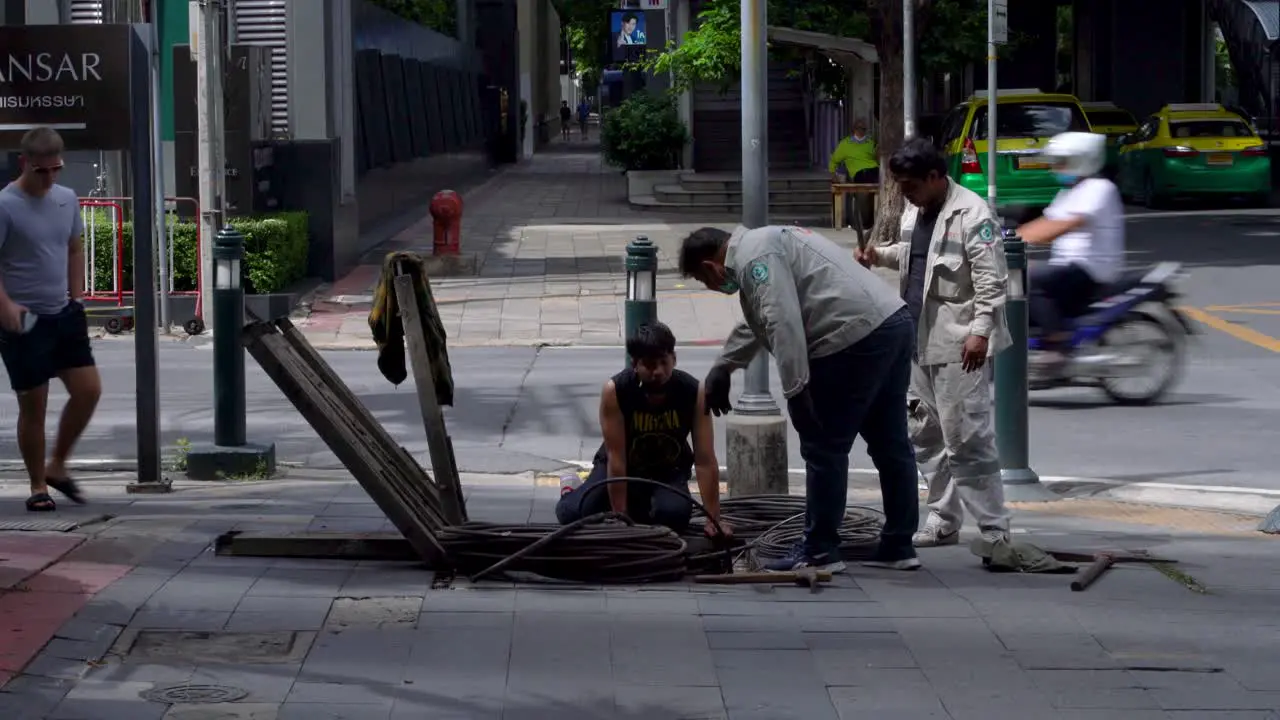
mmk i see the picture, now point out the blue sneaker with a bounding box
[762,545,846,574]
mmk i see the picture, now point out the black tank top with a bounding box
[592,367,700,478]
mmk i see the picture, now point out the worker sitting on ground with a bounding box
[555,322,731,538]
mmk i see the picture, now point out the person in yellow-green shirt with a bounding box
[829,118,879,229]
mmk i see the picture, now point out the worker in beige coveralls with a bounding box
[857,137,1013,547]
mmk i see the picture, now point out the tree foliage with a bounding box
[600,91,690,171]
[640,0,987,97]
[368,0,457,37]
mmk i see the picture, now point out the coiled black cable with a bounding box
[689,494,885,566]
[440,479,885,583]
[441,476,730,584]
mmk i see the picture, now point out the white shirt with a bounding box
[1043,177,1125,284]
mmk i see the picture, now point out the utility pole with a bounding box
[986,0,1004,211]
[724,0,788,497]
[903,0,916,138]
[193,0,225,321]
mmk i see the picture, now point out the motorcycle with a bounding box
[1026,260,1194,405]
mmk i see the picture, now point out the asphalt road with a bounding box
[0,211,1277,491]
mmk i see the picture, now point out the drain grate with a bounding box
[142,684,249,704]
[0,514,111,532]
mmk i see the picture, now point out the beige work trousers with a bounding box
[907,361,1011,531]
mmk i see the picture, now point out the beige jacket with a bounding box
[873,180,1012,366]
[715,225,905,399]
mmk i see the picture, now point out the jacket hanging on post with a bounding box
[368,251,455,406]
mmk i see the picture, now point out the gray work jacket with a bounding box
[713,225,906,399]
[873,179,1012,366]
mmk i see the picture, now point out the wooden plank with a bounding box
[242,322,449,565]
[393,270,467,525]
[273,317,453,514]
[214,530,421,562]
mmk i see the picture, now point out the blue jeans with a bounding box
[790,308,919,558]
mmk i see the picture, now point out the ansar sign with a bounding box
[0,25,135,150]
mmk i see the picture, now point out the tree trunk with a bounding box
[870,0,906,249]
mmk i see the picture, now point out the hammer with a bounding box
[693,568,832,593]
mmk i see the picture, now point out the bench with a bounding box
[831,182,879,247]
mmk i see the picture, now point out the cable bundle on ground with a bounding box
[689,494,886,565]
[438,513,688,584]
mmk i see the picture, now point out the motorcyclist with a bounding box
[1015,131,1125,374]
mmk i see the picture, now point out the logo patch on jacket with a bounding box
[975,220,997,245]
[749,261,769,283]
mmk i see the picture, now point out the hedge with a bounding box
[82,211,309,296]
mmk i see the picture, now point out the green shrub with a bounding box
[600,91,690,172]
[82,211,309,295]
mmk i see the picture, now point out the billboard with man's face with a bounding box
[611,11,647,61]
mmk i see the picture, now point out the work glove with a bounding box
[704,365,734,416]
[787,386,823,438]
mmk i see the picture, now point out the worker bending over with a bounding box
[680,225,920,573]
[857,137,1012,547]
[556,322,730,538]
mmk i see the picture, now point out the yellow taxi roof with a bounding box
[1160,103,1234,119]
[966,93,1081,107]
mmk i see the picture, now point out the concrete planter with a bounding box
[84,291,302,335]
[626,169,681,203]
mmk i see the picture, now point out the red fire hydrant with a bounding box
[429,190,463,255]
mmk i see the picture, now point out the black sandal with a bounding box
[26,493,56,512]
[46,477,86,504]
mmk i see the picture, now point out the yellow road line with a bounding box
[1205,302,1280,310]
[1204,306,1280,316]
[1180,305,1280,353]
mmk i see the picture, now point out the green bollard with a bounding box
[993,229,1054,502]
[623,235,658,366]
[213,226,248,447]
[185,226,277,481]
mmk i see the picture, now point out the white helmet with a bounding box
[1041,131,1107,178]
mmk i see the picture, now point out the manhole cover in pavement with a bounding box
[0,514,111,532]
[142,684,249,704]
[122,630,311,665]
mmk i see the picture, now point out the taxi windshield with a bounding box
[970,102,1090,141]
[1085,110,1136,128]
[1169,120,1254,138]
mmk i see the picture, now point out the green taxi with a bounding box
[937,89,1093,210]
[1080,101,1138,176]
[1116,103,1272,208]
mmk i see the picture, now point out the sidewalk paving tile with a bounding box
[3,470,1280,719]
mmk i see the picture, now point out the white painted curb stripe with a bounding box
[555,459,1280,499]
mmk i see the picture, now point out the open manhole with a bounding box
[118,630,313,665]
[142,684,249,704]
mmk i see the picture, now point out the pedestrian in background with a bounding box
[0,127,101,512]
[680,224,922,573]
[857,137,1012,547]
[829,118,879,229]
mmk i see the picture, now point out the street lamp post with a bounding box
[623,235,658,365]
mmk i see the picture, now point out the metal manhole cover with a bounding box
[142,684,249,704]
[0,514,111,532]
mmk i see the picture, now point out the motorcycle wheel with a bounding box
[1098,314,1184,406]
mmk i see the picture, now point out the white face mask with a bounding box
[852,132,867,142]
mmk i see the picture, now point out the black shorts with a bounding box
[0,301,95,393]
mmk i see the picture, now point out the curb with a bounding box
[7,456,1276,520]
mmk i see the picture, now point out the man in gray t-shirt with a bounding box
[0,127,101,513]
